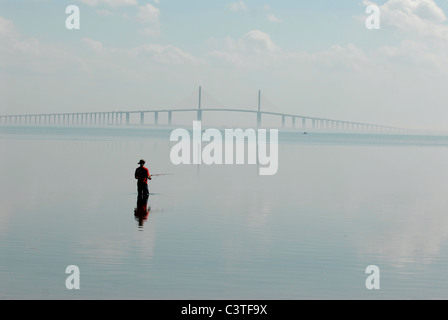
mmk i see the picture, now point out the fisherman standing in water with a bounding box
[135,159,151,199]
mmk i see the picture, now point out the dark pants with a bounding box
[137,182,149,199]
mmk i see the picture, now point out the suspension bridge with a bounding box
[0,87,404,132]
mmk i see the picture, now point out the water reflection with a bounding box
[134,195,150,230]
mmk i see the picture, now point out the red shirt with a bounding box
[135,166,150,184]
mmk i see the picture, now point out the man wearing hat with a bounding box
[135,159,151,199]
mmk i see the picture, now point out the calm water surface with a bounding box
[1,126,448,299]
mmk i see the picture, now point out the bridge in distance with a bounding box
[0,88,404,133]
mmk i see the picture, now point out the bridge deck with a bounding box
[0,108,403,132]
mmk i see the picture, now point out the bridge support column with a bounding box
[155,112,158,125]
[197,110,202,122]
[168,111,172,125]
[257,112,261,128]
[126,113,130,126]
[292,117,296,128]
[282,115,285,128]
[140,112,144,126]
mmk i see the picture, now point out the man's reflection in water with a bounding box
[134,195,150,229]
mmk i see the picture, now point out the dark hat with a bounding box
[138,159,146,165]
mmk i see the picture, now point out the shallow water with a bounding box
[1,125,448,299]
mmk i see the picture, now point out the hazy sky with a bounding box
[1,0,448,130]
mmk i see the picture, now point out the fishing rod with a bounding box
[150,173,174,177]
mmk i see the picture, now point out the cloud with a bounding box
[136,4,161,36]
[229,1,247,12]
[363,0,448,39]
[137,3,160,23]
[81,36,199,65]
[95,9,114,16]
[263,4,282,23]
[0,16,18,39]
[80,0,138,6]
[267,14,282,23]
[0,16,85,74]
[208,30,284,68]
[353,0,448,74]
[243,30,279,52]
[139,27,160,37]
[310,44,370,73]
[82,37,105,54]
[126,43,200,65]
